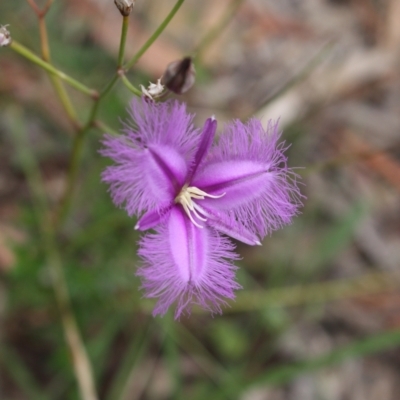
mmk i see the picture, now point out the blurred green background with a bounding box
[1,0,400,399]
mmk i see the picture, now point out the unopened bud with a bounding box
[114,0,136,16]
[162,57,196,95]
[0,25,11,47]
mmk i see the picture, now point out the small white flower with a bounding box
[0,25,11,47]
[140,79,165,100]
[114,0,136,16]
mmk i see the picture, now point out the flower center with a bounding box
[175,185,225,228]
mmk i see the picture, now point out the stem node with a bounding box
[91,90,100,100]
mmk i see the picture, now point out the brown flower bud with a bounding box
[114,0,136,16]
[162,57,196,95]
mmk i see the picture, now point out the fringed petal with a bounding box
[100,97,199,215]
[137,207,241,319]
[124,97,199,159]
[101,140,187,215]
[192,119,303,238]
[203,207,261,246]
[135,206,173,231]
[192,159,272,206]
[185,117,217,183]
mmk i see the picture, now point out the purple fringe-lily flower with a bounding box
[101,97,301,318]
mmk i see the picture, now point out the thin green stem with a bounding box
[162,314,182,400]
[120,74,142,96]
[124,0,186,71]
[36,14,80,128]
[38,16,50,61]
[48,251,98,400]
[248,40,334,119]
[227,270,400,313]
[133,270,400,315]
[53,127,89,229]
[105,320,152,400]
[93,119,120,136]
[50,76,81,128]
[1,346,50,400]
[301,141,400,177]
[211,328,400,400]
[173,323,237,392]
[41,0,54,17]
[86,73,120,128]
[26,0,53,17]
[193,0,245,62]
[27,0,78,126]
[8,108,98,400]
[10,41,98,98]
[251,328,400,387]
[26,0,41,15]
[118,16,130,68]
[53,73,120,228]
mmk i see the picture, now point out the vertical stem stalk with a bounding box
[47,243,99,400]
[53,128,88,228]
[124,0,186,70]
[118,16,130,68]
[9,109,98,400]
[193,0,244,62]
[37,16,80,127]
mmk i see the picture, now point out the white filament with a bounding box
[175,186,225,228]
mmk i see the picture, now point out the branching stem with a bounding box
[124,0,186,71]
[120,73,142,96]
[10,41,98,98]
[54,0,186,227]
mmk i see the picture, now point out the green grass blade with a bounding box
[1,346,51,400]
[252,328,400,387]
[105,318,152,400]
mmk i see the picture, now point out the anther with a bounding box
[175,186,225,227]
